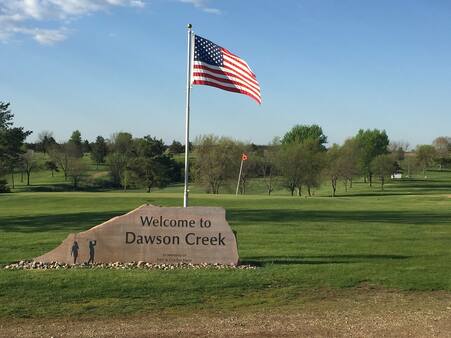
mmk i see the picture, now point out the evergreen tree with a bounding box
[0,102,32,191]
[91,136,108,168]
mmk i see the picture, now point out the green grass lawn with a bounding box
[1,170,451,318]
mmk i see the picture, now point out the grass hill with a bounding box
[1,166,451,319]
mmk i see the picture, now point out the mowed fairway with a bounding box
[1,173,451,326]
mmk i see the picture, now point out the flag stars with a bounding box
[194,35,224,66]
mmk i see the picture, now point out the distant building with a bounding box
[391,173,402,179]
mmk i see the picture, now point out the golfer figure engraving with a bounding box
[87,240,97,264]
[70,241,79,264]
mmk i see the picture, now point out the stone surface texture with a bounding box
[34,204,239,265]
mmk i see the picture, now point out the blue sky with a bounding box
[1,0,451,147]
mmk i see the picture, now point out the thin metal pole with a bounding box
[235,158,244,196]
[183,24,193,208]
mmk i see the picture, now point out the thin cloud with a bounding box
[179,0,222,15]
[130,1,146,8]
[0,0,147,45]
[32,28,68,45]
[11,26,68,45]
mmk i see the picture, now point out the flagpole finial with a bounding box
[187,24,192,29]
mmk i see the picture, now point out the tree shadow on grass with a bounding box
[2,207,451,234]
[0,211,126,233]
[332,192,412,197]
[227,209,451,226]
[241,254,410,267]
[393,183,451,189]
[18,184,72,192]
[18,184,115,193]
[332,186,451,197]
[331,178,451,197]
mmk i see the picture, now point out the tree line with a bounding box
[0,102,185,192]
[192,128,450,196]
[18,130,183,192]
[194,126,392,196]
[1,101,450,194]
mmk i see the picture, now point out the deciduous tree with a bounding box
[370,154,396,191]
[21,149,41,186]
[324,144,342,197]
[354,129,389,186]
[37,130,56,154]
[45,160,58,177]
[168,140,184,155]
[340,138,359,190]
[276,144,306,196]
[281,124,327,151]
[106,132,134,190]
[301,142,325,196]
[415,145,437,176]
[49,143,80,181]
[67,158,88,189]
[131,136,180,192]
[433,137,449,170]
[193,135,242,194]
[254,147,278,196]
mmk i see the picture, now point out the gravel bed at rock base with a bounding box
[3,260,256,270]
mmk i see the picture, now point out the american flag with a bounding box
[192,35,261,104]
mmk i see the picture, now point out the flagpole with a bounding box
[235,157,244,196]
[183,24,193,208]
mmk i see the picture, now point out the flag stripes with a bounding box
[193,64,260,91]
[192,35,261,104]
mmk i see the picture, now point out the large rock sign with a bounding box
[35,205,239,265]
